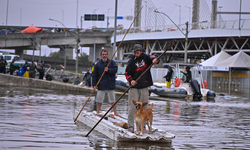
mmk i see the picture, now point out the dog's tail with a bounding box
[150,103,154,110]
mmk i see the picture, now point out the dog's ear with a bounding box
[142,102,148,107]
[132,100,137,105]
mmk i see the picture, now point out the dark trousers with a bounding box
[85,80,91,87]
[0,67,6,73]
[39,72,44,79]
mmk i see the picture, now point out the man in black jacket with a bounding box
[181,66,192,83]
[125,44,158,133]
[92,49,120,117]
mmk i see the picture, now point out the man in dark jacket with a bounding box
[10,59,20,75]
[181,66,192,83]
[125,44,158,133]
[83,68,92,87]
[37,63,45,79]
[29,60,37,78]
[163,66,173,88]
[92,49,120,116]
[0,56,7,73]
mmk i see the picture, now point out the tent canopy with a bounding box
[201,51,231,66]
[216,51,250,68]
[22,25,43,33]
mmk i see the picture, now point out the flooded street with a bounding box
[1,86,250,150]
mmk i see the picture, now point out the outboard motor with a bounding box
[190,79,203,100]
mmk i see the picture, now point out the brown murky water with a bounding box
[0,86,250,150]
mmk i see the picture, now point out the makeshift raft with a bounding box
[73,110,175,143]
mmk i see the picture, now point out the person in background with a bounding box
[163,66,173,88]
[73,76,81,85]
[92,49,120,117]
[83,68,92,87]
[0,56,7,73]
[29,60,37,78]
[181,66,192,83]
[38,63,45,79]
[23,60,30,73]
[91,58,100,73]
[10,59,20,75]
[125,44,159,133]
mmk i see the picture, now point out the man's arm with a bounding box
[105,60,118,74]
[125,61,134,84]
[92,65,98,87]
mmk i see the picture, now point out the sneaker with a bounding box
[128,127,134,133]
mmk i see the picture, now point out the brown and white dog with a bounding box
[132,100,154,136]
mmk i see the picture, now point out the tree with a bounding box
[49,51,60,58]
[78,52,89,62]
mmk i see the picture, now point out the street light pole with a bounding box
[175,4,181,26]
[154,10,207,63]
[219,6,223,28]
[20,8,22,28]
[184,22,188,63]
[76,28,80,74]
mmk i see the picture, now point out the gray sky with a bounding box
[0,0,250,57]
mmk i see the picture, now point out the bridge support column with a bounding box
[211,0,217,28]
[35,38,41,63]
[59,47,73,59]
[89,45,102,62]
[15,48,24,59]
[192,0,200,29]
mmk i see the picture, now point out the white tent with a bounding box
[216,51,250,68]
[201,51,231,66]
[215,51,250,95]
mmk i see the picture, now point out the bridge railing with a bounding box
[115,19,250,36]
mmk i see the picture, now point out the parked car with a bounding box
[42,29,52,33]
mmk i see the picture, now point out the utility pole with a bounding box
[184,21,188,63]
[76,28,80,74]
[239,0,242,30]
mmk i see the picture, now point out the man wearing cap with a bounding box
[163,66,173,88]
[125,44,159,133]
[181,66,192,83]
[83,68,92,87]
[92,49,120,117]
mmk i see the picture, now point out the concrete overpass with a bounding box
[0,31,113,63]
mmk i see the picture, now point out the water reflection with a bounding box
[0,86,250,149]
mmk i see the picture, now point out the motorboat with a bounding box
[149,63,216,100]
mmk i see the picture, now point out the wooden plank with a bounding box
[213,72,249,78]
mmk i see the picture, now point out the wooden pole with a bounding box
[85,40,174,137]
[74,6,144,123]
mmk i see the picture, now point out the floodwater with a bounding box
[0,86,250,150]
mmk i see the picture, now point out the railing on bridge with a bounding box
[115,19,250,36]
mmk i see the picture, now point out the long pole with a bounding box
[113,0,118,59]
[74,7,144,123]
[85,41,174,137]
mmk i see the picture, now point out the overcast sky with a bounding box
[1,0,250,57]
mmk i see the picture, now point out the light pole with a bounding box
[175,4,181,26]
[144,0,147,27]
[49,18,80,74]
[154,10,207,63]
[20,8,22,28]
[239,0,242,30]
[107,8,112,28]
[61,10,64,26]
[185,6,191,23]
[219,6,223,28]
[5,0,9,30]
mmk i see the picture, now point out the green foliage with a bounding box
[78,52,89,62]
[49,51,60,58]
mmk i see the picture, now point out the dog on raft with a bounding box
[132,100,154,136]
